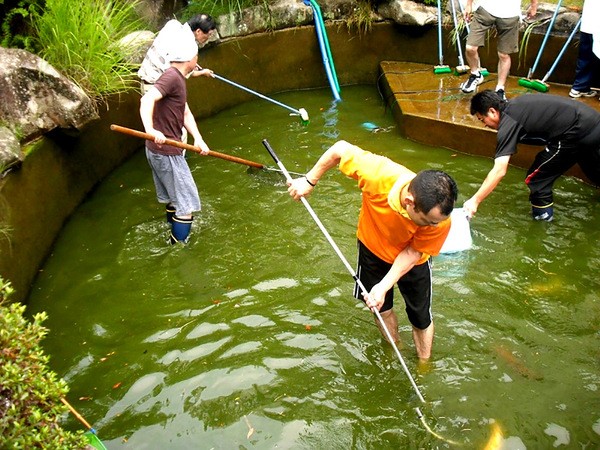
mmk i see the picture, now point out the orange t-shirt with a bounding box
[339,145,451,265]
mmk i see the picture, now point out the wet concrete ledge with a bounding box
[0,22,583,303]
[377,61,599,182]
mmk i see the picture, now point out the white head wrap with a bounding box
[166,25,198,62]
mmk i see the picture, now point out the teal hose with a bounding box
[305,0,341,100]
[310,0,340,94]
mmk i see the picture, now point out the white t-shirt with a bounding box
[479,0,523,19]
[581,0,599,34]
[138,20,196,84]
[580,0,600,57]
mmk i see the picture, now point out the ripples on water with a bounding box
[27,86,600,448]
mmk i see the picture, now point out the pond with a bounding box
[27,85,600,449]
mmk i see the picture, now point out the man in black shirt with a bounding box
[464,90,600,221]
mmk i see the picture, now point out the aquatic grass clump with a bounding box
[182,0,267,19]
[33,0,144,107]
[345,0,376,35]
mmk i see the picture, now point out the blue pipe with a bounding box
[304,0,341,101]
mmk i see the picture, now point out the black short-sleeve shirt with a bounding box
[495,94,600,159]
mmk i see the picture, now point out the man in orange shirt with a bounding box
[287,141,458,360]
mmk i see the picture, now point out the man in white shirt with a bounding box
[138,14,217,93]
[460,0,538,99]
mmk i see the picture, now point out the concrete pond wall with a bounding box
[0,22,581,303]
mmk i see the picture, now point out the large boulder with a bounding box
[0,47,99,144]
[378,0,436,26]
[217,0,314,38]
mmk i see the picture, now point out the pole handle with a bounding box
[61,397,96,433]
[110,124,265,169]
[212,73,302,116]
[262,139,281,165]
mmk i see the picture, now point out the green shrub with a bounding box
[0,0,44,50]
[32,0,145,107]
[0,277,88,449]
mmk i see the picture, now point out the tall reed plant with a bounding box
[345,0,376,35]
[33,0,144,106]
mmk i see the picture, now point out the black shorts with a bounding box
[354,240,433,329]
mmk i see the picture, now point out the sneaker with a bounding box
[460,72,484,93]
[569,88,597,98]
[496,89,507,100]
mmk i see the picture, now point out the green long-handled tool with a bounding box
[61,398,107,450]
[519,0,562,89]
[434,0,452,74]
[530,18,581,93]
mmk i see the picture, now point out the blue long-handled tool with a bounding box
[434,0,452,74]
[530,17,581,92]
[204,68,309,124]
[519,0,562,89]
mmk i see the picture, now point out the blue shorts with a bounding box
[145,147,201,216]
[354,240,433,329]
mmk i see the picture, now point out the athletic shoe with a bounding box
[460,72,484,93]
[496,89,507,100]
[569,88,596,98]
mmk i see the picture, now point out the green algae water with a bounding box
[27,86,600,449]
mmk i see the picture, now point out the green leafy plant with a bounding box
[32,0,145,107]
[0,277,88,448]
[0,0,44,50]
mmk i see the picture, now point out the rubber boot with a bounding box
[532,205,554,222]
[170,216,193,244]
[166,204,176,224]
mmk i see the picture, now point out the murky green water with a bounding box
[27,86,600,449]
